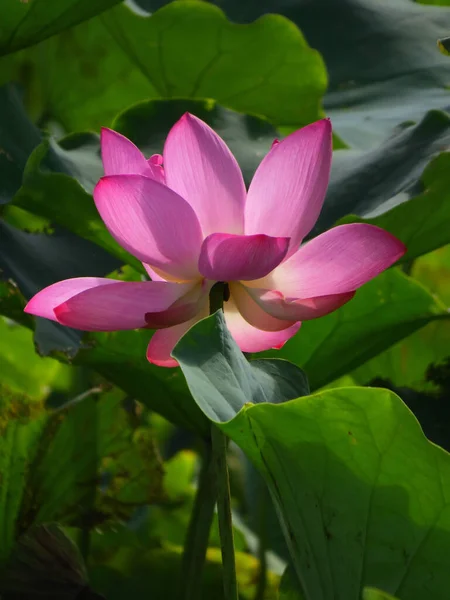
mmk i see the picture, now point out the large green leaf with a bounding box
[195,0,450,149]
[175,313,450,599]
[103,1,325,128]
[316,110,450,260]
[0,0,123,56]
[230,396,450,598]
[262,268,449,391]
[7,1,326,132]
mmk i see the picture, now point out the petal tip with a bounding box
[361,223,407,262]
[396,240,408,259]
[176,112,195,127]
[146,345,179,367]
[100,127,121,146]
[23,295,48,319]
[316,117,332,134]
[93,176,109,198]
[23,299,35,316]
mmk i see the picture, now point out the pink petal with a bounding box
[94,174,203,281]
[101,128,164,182]
[198,233,289,282]
[147,305,209,367]
[53,280,199,331]
[261,223,407,298]
[143,264,167,282]
[164,113,246,236]
[244,287,355,321]
[245,119,332,256]
[224,295,301,353]
[229,282,296,331]
[24,277,119,322]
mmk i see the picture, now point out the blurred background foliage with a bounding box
[0,0,450,598]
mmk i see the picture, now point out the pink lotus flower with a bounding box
[24,114,406,367]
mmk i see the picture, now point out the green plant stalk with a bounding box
[210,282,239,597]
[211,423,239,600]
[180,442,216,600]
[182,280,238,600]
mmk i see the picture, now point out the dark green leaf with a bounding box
[197,0,450,149]
[0,0,123,56]
[0,221,118,303]
[0,524,106,600]
[0,84,41,205]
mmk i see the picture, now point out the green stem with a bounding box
[211,424,239,600]
[181,443,216,600]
